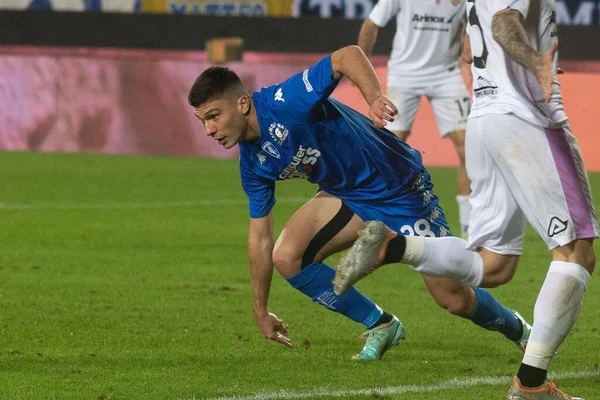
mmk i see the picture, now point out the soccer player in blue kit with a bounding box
[188,45,530,360]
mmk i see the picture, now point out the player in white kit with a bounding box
[358,0,472,237]
[335,0,598,398]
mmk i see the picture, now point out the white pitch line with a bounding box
[196,370,600,400]
[0,197,309,211]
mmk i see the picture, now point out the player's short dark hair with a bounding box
[188,66,245,107]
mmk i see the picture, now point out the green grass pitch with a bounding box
[0,151,598,399]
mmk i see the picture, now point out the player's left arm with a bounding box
[248,213,292,348]
[459,23,473,90]
[358,18,380,57]
[330,45,397,128]
[460,22,472,65]
[491,8,557,101]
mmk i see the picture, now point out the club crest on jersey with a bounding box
[279,145,321,180]
[261,141,280,159]
[268,122,289,144]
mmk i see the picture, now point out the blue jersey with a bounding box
[239,55,427,222]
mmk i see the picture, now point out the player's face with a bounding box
[193,94,248,149]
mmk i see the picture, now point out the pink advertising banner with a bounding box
[1,47,599,171]
[0,47,329,158]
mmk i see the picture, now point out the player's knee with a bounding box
[482,268,515,287]
[272,243,302,278]
[455,146,466,165]
[582,244,596,274]
[425,278,475,317]
[555,239,596,274]
[580,240,596,274]
[481,264,517,288]
[480,252,518,288]
[449,133,466,163]
[439,293,473,317]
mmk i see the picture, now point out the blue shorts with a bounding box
[342,169,452,238]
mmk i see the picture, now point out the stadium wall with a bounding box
[0,11,599,171]
[2,11,600,59]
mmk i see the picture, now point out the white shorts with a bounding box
[466,113,598,254]
[386,75,470,137]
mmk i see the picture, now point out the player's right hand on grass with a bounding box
[369,95,398,129]
[255,312,292,347]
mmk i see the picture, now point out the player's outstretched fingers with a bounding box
[369,110,387,129]
[273,332,292,347]
[370,96,398,128]
[381,95,398,117]
[279,323,289,337]
[374,97,397,122]
[376,104,393,122]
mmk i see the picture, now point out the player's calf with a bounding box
[477,249,520,287]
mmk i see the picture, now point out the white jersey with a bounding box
[369,0,467,87]
[467,0,567,128]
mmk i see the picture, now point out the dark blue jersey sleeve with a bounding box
[266,55,340,123]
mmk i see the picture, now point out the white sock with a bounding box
[402,236,484,287]
[456,195,471,238]
[523,261,591,370]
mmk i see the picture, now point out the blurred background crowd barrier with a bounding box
[0,0,599,170]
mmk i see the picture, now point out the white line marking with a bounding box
[196,370,600,400]
[0,197,309,211]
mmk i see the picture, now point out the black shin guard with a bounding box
[383,235,406,265]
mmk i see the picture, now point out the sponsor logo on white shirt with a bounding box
[412,14,446,23]
[474,76,498,99]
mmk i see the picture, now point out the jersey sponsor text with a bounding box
[279,145,321,179]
